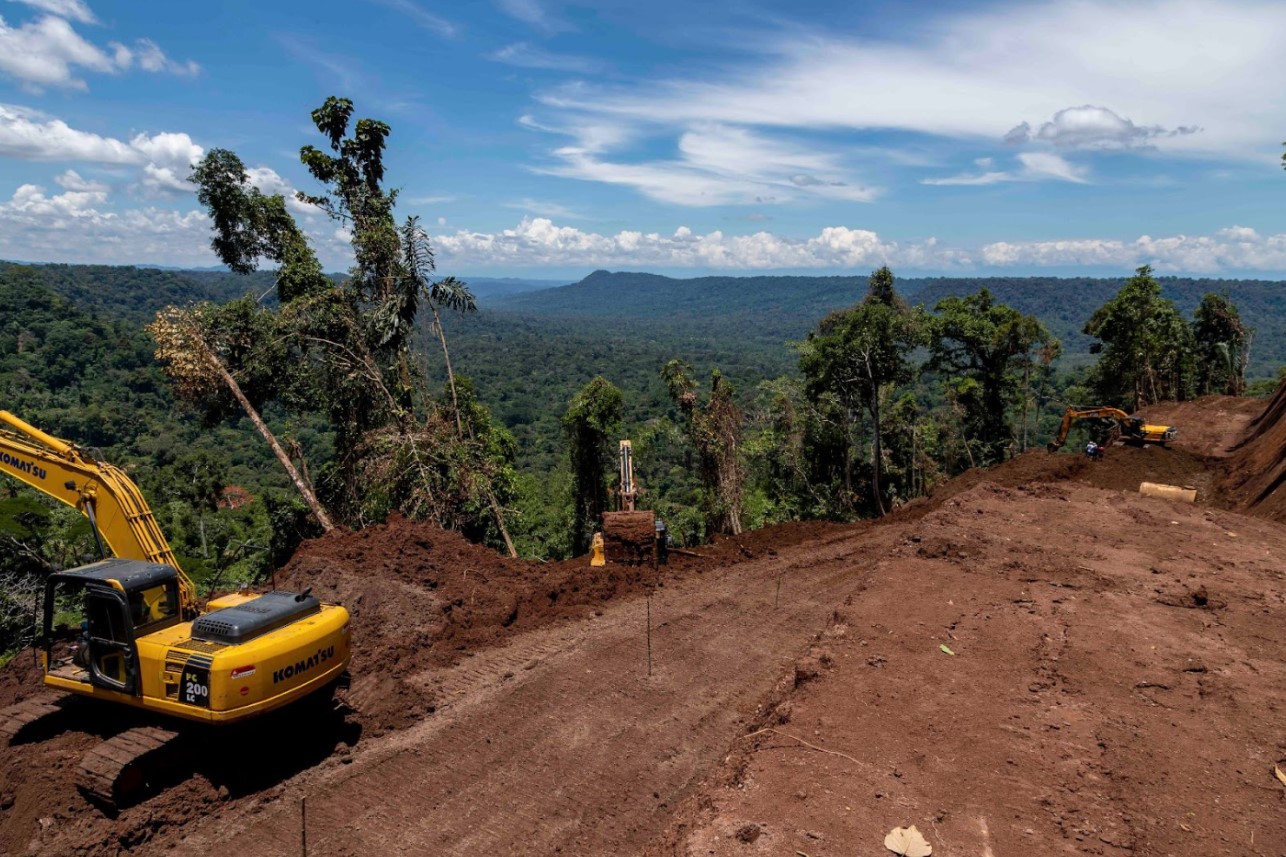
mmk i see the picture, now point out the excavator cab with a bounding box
[43,559,182,697]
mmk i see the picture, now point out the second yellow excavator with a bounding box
[0,410,351,806]
[1046,406,1177,452]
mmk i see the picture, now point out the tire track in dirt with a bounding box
[153,528,878,856]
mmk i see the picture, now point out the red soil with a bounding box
[1,392,1283,856]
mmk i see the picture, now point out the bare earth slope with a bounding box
[1,395,1284,856]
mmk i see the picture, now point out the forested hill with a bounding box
[0,262,563,322]
[495,269,867,323]
[0,262,278,324]
[494,270,1286,373]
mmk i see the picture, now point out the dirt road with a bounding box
[154,529,876,855]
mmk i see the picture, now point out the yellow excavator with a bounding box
[1046,406,1177,452]
[0,410,350,806]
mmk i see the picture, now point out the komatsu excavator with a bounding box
[0,410,350,806]
[1046,406,1177,452]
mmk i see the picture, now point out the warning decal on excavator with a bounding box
[181,663,211,707]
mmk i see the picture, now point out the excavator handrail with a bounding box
[0,410,196,616]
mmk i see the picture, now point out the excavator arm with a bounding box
[0,410,196,617]
[1046,406,1176,452]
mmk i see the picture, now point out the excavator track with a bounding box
[0,694,69,746]
[77,726,184,809]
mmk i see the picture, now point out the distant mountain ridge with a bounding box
[493,269,1286,374]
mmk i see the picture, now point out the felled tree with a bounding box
[662,361,745,535]
[563,377,623,555]
[169,97,513,552]
[148,304,334,531]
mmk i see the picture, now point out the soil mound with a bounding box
[1221,379,1286,521]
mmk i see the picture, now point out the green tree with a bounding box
[1083,265,1196,409]
[930,288,1057,463]
[1192,292,1252,396]
[563,377,623,555]
[661,361,745,535]
[171,97,515,552]
[799,267,925,515]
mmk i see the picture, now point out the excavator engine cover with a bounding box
[191,591,321,645]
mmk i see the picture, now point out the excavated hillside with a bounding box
[0,392,1283,856]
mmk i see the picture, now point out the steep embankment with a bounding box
[1221,379,1286,522]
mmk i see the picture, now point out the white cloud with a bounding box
[1007,105,1200,150]
[528,120,876,206]
[0,13,116,88]
[922,152,1088,186]
[496,0,566,34]
[0,11,198,89]
[54,168,107,192]
[243,165,322,215]
[504,198,584,219]
[0,105,205,197]
[132,38,200,76]
[429,218,1286,274]
[536,0,1286,162]
[140,163,190,193]
[404,194,457,205]
[0,103,137,161]
[434,217,956,269]
[490,42,599,73]
[981,226,1286,273]
[369,0,457,37]
[10,0,97,25]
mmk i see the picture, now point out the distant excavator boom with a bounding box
[617,439,636,512]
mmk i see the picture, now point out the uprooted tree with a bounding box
[151,97,517,555]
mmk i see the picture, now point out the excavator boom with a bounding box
[0,410,194,615]
[1047,406,1177,452]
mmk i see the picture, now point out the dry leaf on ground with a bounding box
[885,824,932,856]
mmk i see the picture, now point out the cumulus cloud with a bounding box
[0,10,198,89]
[0,104,204,196]
[1006,105,1201,150]
[243,165,322,215]
[981,226,1286,273]
[0,13,116,89]
[429,218,1286,274]
[54,168,108,192]
[433,217,958,269]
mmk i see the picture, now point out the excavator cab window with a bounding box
[128,582,179,634]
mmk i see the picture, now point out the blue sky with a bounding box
[1,0,1285,278]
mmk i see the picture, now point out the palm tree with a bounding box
[399,216,476,434]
